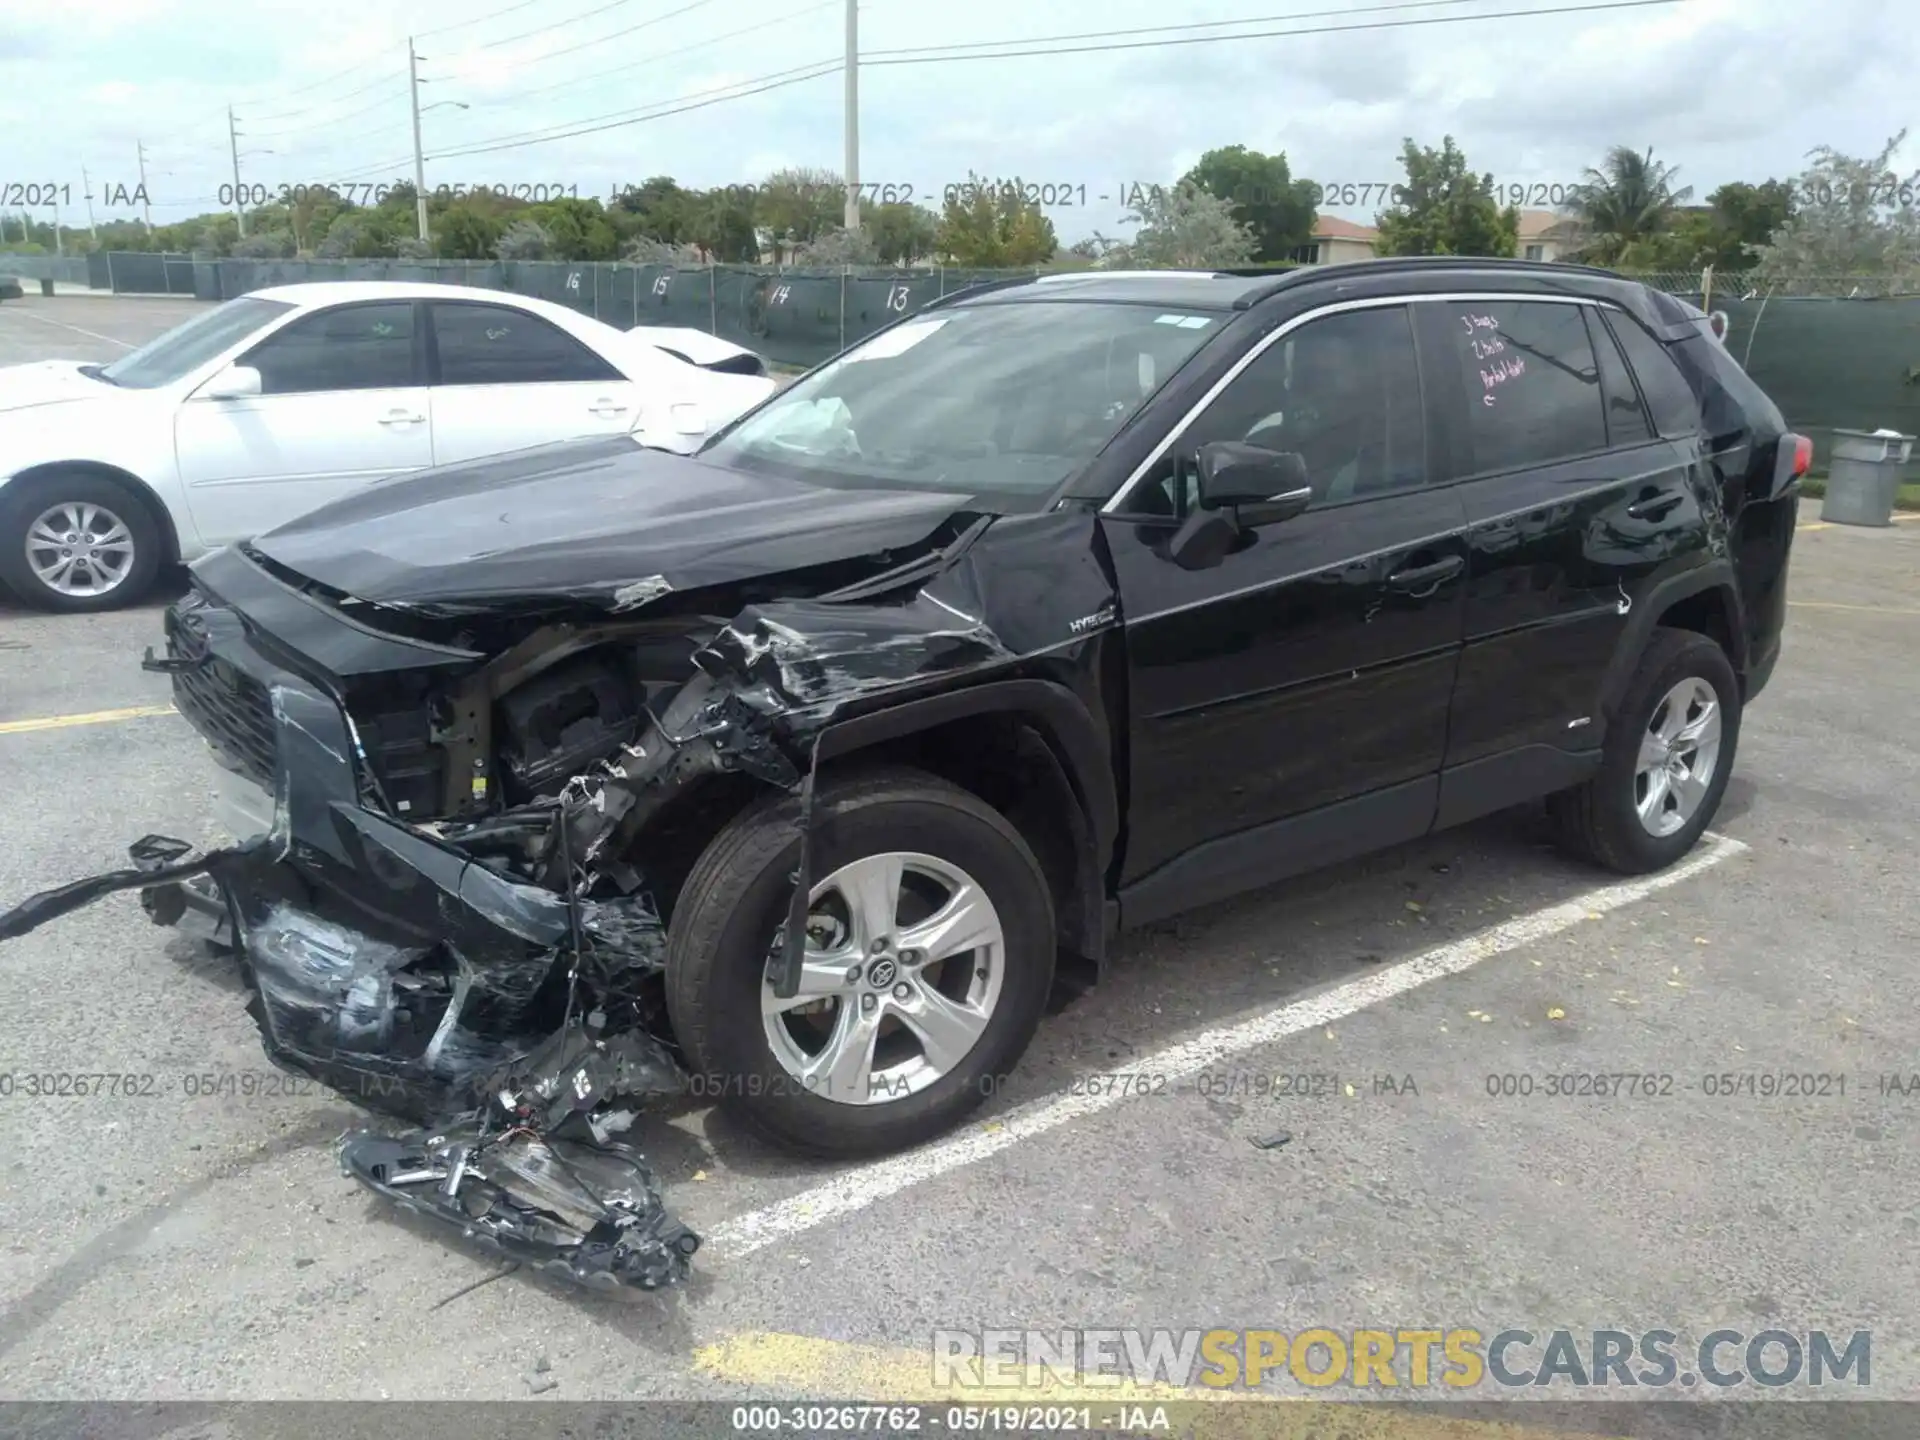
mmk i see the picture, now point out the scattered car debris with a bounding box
[1252,1130,1294,1150]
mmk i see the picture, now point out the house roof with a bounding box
[1312,215,1379,241]
[1517,207,1579,239]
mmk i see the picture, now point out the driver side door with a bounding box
[1100,301,1471,923]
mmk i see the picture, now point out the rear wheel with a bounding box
[0,472,162,612]
[1550,628,1741,873]
[665,766,1056,1157]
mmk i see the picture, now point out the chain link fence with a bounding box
[17,253,1920,480]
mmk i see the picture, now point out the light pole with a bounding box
[410,97,468,249]
[843,0,859,231]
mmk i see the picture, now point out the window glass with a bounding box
[99,296,294,389]
[703,300,1221,497]
[431,302,622,385]
[1130,305,1426,515]
[1443,300,1606,472]
[1587,309,1654,445]
[243,302,415,395]
[1608,312,1704,439]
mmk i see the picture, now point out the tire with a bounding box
[665,764,1056,1158]
[0,471,162,612]
[1550,627,1742,873]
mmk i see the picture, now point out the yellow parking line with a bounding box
[690,1333,1626,1438]
[1796,521,1830,531]
[0,703,177,735]
[1788,600,1920,615]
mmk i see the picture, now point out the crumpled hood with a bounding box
[0,360,110,416]
[249,435,979,611]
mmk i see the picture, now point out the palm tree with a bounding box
[1566,146,1694,264]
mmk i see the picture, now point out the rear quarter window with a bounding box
[1672,332,1785,444]
[1603,311,1701,439]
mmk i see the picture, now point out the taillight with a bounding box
[1792,434,1813,476]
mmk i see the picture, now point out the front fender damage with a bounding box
[0,514,1106,1293]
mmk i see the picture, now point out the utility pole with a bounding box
[842,0,859,231]
[227,105,248,238]
[409,39,431,245]
[81,165,100,241]
[136,141,154,237]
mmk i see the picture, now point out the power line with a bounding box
[442,0,719,74]
[863,0,1502,57]
[248,85,410,140]
[861,0,1684,66]
[428,59,843,159]
[248,71,409,127]
[482,0,835,104]
[459,0,641,53]
[415,0,545,40]
[410,0,1679,163]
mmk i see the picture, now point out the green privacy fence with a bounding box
[84,255,1035,367]
[61,254,1920,473]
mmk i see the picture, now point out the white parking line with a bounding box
[0,307,137,349]
[708,831,1749,1258]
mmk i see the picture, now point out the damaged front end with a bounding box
[0,496,1084,1292]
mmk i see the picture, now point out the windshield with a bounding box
[98,296,296,389]
[702,299,1224,495]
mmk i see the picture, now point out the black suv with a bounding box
[2,259,1805,1289]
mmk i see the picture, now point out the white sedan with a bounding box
[0,281,778,611]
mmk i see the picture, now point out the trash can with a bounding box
[39,277,54,297]
[1821,428,1914,527]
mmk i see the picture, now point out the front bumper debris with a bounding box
[0,597,703,1293]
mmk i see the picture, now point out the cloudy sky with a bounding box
[2,0,1914,240]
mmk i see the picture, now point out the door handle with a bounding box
[377,409,425,425]
[1385,555,1465,592]
[1626,490,1683,521]
[589,399,630,416]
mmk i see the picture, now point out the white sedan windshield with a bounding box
[703,300,1222,495]
[98,296,296,389]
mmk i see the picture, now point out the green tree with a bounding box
[1565,145,1693,264]
[755,167,844,260]
[1107,181,1255,268]
[935,174,1058,267]
[526,197,619,260]
[865,201,939,265]
[613,176,695,243]
[495,219,553,261]
[1753,131,1920,291]
[684,190,761,262]
[1691,180,1795,271]
[1373,136,1518,258]
[433,204,502,260]
[1180,145,1317,261]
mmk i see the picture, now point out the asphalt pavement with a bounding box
[1,296,1917,1433]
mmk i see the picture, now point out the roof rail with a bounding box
[917,274,1039,312]
[1228,254,1629,309]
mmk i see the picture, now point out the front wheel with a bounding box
[0,473,162,612]
[665,766,1056,1158]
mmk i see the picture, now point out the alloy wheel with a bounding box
[761,851,1005,1106]
[1633,676,1723,837]
[25,501,136,599]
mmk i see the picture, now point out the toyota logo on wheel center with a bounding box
[865,956,899,988]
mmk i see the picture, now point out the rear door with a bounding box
[174,300,432,545]
[1101,301,1470,920]
[424,300,641,465]
[1425,296,1711,822]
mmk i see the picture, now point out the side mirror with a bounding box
[200,364,262,400]
[1196,440,1310,515]
[1167,441,1313,570]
